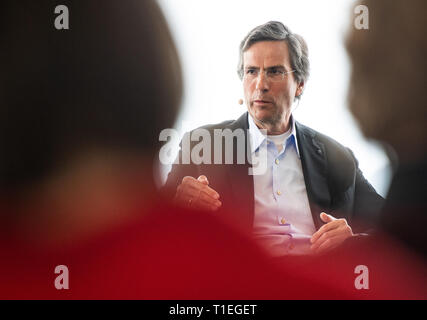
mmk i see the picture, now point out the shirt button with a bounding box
[275,159,279,165]
[281,217,286,224]
[277,190,282,196]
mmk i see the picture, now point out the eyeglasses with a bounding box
[243,67,296,82]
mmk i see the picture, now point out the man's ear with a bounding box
[296,82,305,97]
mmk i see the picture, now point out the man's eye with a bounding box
[246,69,257,75]
[268,69,281,75]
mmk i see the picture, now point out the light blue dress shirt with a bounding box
[249,114,316,256]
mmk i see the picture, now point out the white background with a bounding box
[156,0,392,197]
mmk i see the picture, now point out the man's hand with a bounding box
[174,175,222,211]
[310,212,354,254]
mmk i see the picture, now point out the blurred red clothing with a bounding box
[273,234,426,300]
[0,201,346,299]
[0,200,424,299]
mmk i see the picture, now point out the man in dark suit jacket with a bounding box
[163,21,383,255]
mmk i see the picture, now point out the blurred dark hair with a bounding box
[346,0,427,257]
[0,0,182,193]
[346,0,427,158]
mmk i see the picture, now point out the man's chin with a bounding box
[250,109,275,125]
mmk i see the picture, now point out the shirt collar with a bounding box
[248,113,300,157]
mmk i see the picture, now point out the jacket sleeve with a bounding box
[348,148,385,233]
[161,132,198,200]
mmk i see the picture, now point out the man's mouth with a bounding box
[253,100,272,104]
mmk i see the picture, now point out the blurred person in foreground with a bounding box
[294,0,427,299]
[346,0,427,259]
[0,0,352,299]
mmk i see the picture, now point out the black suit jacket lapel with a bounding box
[224,112,254,230]
[296,122,331,230]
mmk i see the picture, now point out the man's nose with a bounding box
[255,72,269,92]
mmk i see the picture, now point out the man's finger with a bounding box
[310,220,340,244]
[190,192,221,212]
[178,184,221,207]
[199,184,220,199]
[194,201,221,212]
[197,175,209,185]
[181,184,220,203]
[310,213,337,243]
[196,191,222,208]
[313,236,341,254]
[320,212,336,223]
[310,228,342,250]
[184,177,220,199]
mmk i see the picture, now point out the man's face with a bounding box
[243,41,301,131]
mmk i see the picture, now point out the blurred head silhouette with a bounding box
[0,1,182,243]
[346,0,427,164]
[346,0,427,256]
